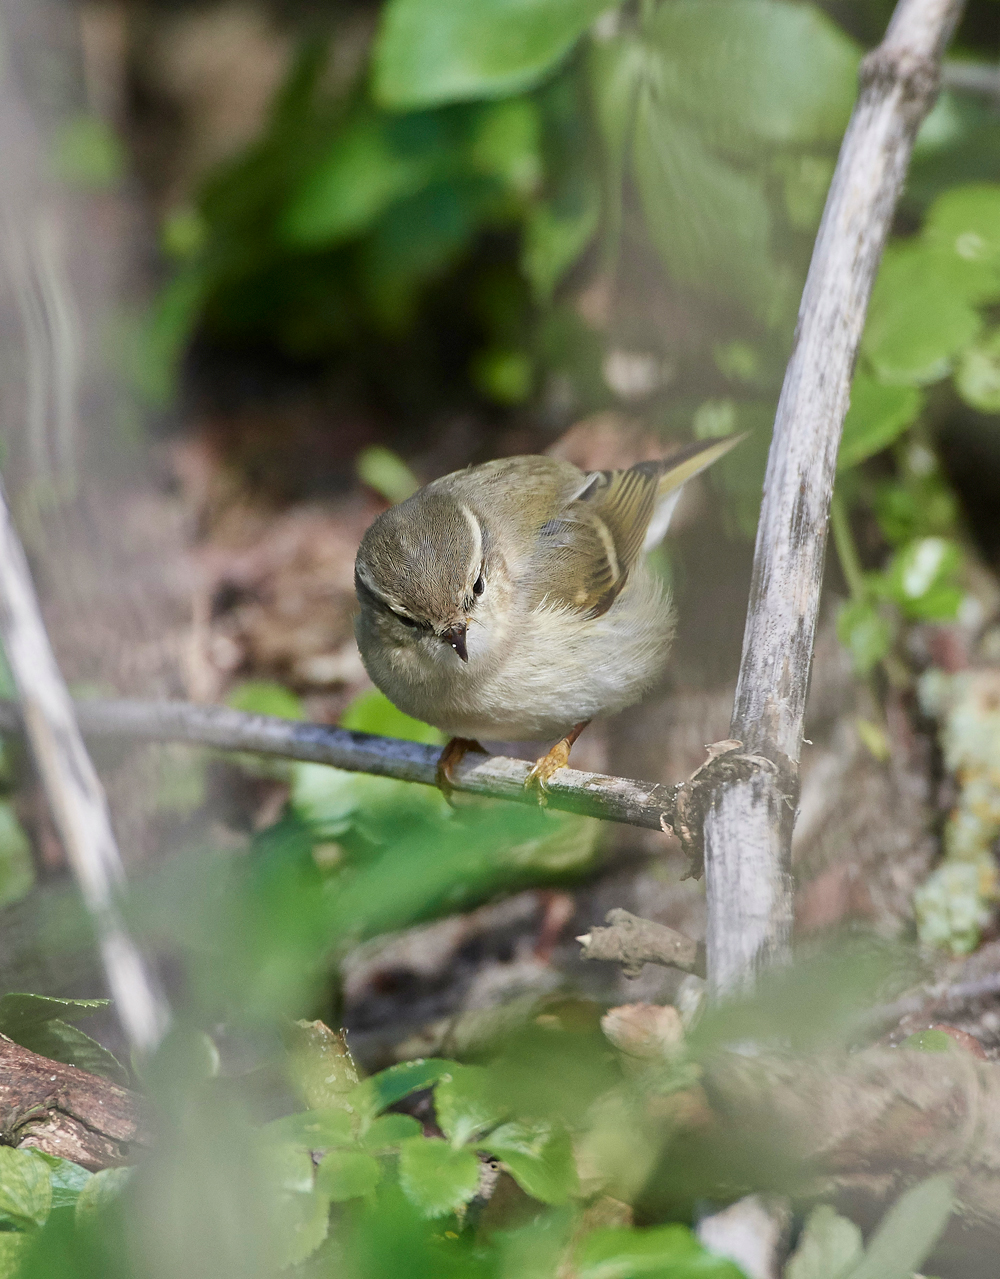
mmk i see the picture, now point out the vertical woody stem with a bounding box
[702,0,965,996]
[0,484,169,1051]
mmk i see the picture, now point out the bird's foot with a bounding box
[525,721,591,804]
[436,737,487,800]
[667,740,778,879]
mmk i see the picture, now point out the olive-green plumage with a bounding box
[354,437,740,747]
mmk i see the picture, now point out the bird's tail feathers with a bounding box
[642,433,746,550]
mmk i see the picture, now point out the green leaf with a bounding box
[838,374,922,470]
[226,681,304,721]
[576,1223,746,1278]
[842,1175,952,1279]
[348,1059,461,1123]
[471,348,535,404]
[397,1136,481,1218]
[0,994,109,1038]
[373,0,611,110]
[901,1028,954,1053]
[0,802,34,909]
[356,446,421,505]
[29,1154,93,1211]
[863,243,982,385]
[74,1166,133,1226]
[881,537,963,621]
[0,995,127,1086]
[126,264,207,407]
[0,1233,31,1270]
[316,1149,382,1202]
[587,34,646,264]
[522,179,600,304]
[282,114,436,247]
[262,1144,328,1269]
[363,177,494,332]
[956,326,1000,413]
[645,0,859,152]
[282,1018,361,1111]
[469,97,543,195]
[784,1204,863,1279]
[0,1148,52,1230]
[632,87,782,319]
[16,1021,129,1087]
[923,182,1000,302]
[836,599,895,677]
[261,1108,356,1151]
[435,1065,508,1147]
[360,1113,423,1151]
[480,1119,578,1204]
[339,689,443,745]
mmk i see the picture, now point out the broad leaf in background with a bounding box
[373,0,611,109]
[881,536,963,622]
[840,1174,952,1279]
[0,994,128,1086]
[282,1018,360,1111]
[957,327,1000,412]
[360,1113,423,1151]
[523,177,601,303]
[644,0,859,153]
[338,687,443,746]
[838,372,922,470]
[633,90,780,319]
[435,1065,508,1147]
[316,1149,382,1202]
[261,1143,330,1268]
[587,33,646,262]
[356,445,422,504]
[226,680,304,721]
[30,1154,93,1212]
[480,1119,578,1204]
[923,182,1000,301]
[784,1204,863,1279]
[863,242,982,384]
[397,1136,481,1218]
[261,1108,355,1151]
[349,1058,460,1124]
[361,177,497,330]
[575,1224,746,1279]
[282,112,439,247]
[836,599,896,677]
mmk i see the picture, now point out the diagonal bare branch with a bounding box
[0,698,681,834]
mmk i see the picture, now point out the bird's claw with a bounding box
[436,737,486,802]
[524,741,572,804]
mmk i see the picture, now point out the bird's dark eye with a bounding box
[393,610,424,630]
[473,571,485,597]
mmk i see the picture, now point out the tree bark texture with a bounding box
[701,0,966,996]
[0,1033,145,1171]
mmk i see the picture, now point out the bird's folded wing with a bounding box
[526,465,660,619]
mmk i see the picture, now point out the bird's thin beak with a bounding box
[441,623,468,662]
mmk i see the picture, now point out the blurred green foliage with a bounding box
[142,0,861,418]
[12,0,1000,1272]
